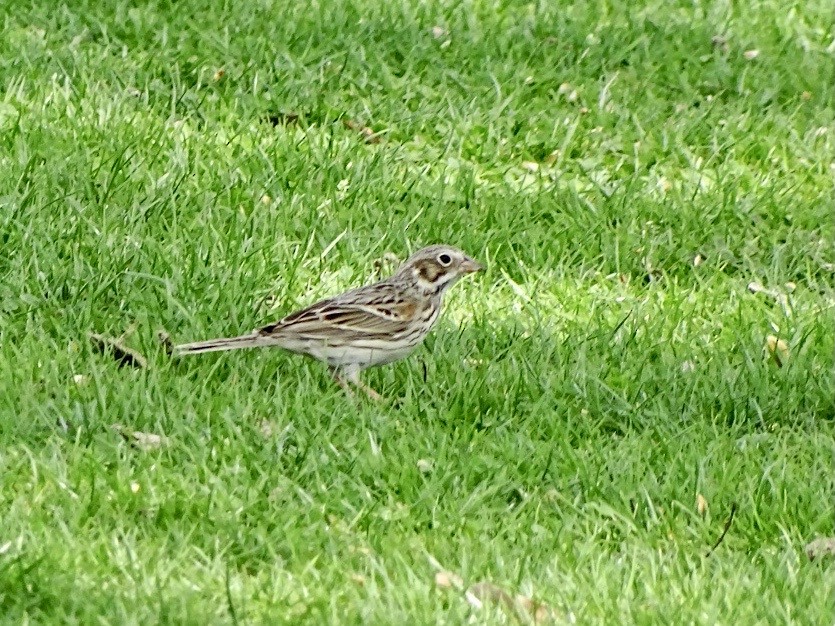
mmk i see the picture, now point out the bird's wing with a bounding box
[256,284,421,341]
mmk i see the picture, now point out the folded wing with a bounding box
[257,285,419,341]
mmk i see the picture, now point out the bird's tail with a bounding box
[173,333,275,356]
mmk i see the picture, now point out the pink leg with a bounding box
[354,379,383,402]
[333,365,383,401]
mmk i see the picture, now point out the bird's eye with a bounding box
[438,253,452,266]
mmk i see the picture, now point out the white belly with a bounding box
[280,338,420,369]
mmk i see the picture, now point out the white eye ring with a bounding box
[437,253,452,266]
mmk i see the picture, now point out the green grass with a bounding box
[1,0,834,622]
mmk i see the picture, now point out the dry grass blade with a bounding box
[434,570,463,589]
[372,251,401,277]
[706,502,737,556]
[428,555,557,624]
[157,330,174,356]
[111,424,167,451]
[711,34,729,52]
[466,581,556,623]
[343,119,382,144]
[765,335,790,368]
[465,581,512,609]
[747,282,779,297]
[89,333,147,368]
[804,537,835,561]
[696,493,708,516]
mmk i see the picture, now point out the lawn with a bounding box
[0,0,833,623]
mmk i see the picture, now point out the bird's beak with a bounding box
[460,257,484,274]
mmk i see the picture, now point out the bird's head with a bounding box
[395,245,483,295]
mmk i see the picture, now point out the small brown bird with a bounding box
[173,245,483,399]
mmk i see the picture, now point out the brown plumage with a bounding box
[173,245,483,399]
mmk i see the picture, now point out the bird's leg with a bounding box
[333,365,383,402]
[332,372,356,399]
[354,379,383,402]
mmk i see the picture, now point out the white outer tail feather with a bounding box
[173,333,276,355]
